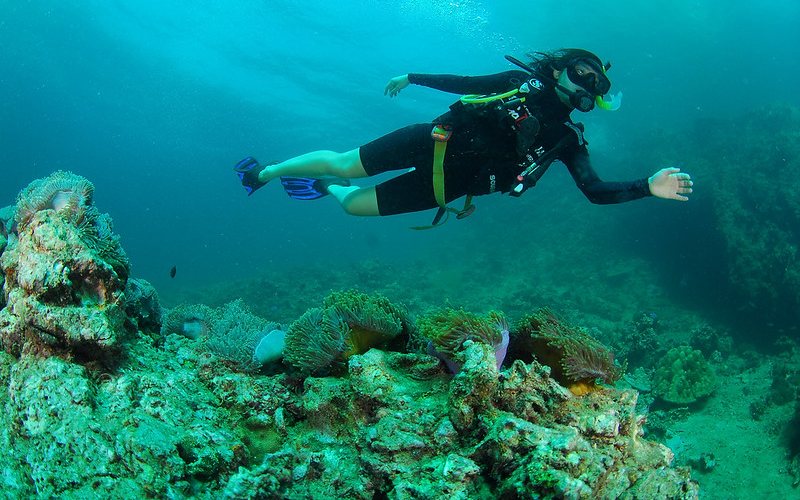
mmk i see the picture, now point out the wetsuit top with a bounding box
[408,70,652,204]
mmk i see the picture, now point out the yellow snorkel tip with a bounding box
[596,91,623,111]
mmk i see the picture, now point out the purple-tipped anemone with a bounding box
[422,309,509,374]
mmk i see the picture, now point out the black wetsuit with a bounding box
[359,70,652,216]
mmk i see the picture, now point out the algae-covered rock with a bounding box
[124,277,162,334]
[652,346,716,404]
[0,172,131,359]
[0,332,293,498]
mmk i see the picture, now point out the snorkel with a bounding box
[505,54,622,112]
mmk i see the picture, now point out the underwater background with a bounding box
[2,0,799,498]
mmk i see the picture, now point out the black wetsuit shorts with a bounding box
[359,123,515,216]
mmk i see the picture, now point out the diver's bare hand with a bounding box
[648,167,693,201]
[384,74,410,97]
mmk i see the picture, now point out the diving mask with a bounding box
[563,58,622,112]
[565,58,611,96]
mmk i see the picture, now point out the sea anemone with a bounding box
[283,307,350,375]
[161,304,218,339]
[204,299,281,371]
[511,308,621,395]
[323,290,408,356]
[420,308,509,373]
[283,290,409,375]
[13,171,130,281]
[15,171,94,231]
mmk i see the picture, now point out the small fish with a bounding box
[169,266,177,278]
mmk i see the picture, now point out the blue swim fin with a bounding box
[280,176,351,200]
[234,156,268,196]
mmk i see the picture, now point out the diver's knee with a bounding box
[339,187,378,216]
[332,149,365,178]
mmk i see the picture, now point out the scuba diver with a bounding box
[234,48,692,227]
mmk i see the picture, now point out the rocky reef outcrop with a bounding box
[0,172,699,498]
[0,171,131,360]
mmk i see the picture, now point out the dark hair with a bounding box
[526,48,604,74]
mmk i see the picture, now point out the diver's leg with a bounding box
[328,185,380,216]
[257,149,366,184]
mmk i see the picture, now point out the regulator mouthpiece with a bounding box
[596,91,623,111]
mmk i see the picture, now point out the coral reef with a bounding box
[418,307,509,373]
[0,292,700,498]
[283,290,410,375]
[510,307,622,395]
[616,311,666,368]
[0,172,704,498]
[0,172,132,360]
[652,347,717,404]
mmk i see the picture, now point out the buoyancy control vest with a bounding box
[443,76,547,158]
[441,77,587,195]
[416,77,587,228]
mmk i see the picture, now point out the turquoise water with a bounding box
[2,1,800,496]
[2,0,795,293]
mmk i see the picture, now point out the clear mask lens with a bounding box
[566,60,611,96]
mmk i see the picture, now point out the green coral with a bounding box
[652,346,716,404]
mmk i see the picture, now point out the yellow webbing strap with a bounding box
[409,126,476,230]
[432,140,448,209]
